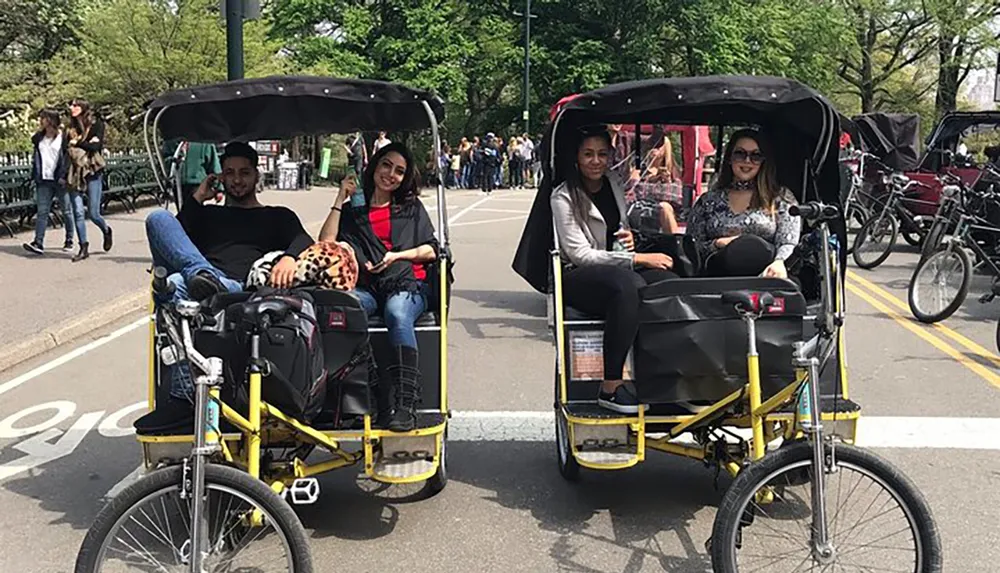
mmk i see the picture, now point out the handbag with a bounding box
[633,231,702,278]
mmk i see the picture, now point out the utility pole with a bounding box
[224,0,256,80]
[513,0,538,135]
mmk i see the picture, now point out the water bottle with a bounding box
[797,381,813,429]
[612,223,628,252]
[205,395,220,444]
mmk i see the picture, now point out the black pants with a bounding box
[705,234,775,277]
[482,162,496,193]
[563,265,677,380]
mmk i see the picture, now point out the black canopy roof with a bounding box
[925,111,1000,150]
[513,75,846,293]
[851,112,921,171]
[551,76,840,175]
[148,75,446,142]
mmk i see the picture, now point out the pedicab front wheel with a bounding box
[75,464,313,573]
[709,442,942,573]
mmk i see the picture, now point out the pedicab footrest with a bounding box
[775,396,861,415]
[565,402,638,420]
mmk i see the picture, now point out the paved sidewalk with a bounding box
[0,187,339,369]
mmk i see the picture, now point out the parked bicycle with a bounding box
[852,161,937,269]
[908,164,1000,323]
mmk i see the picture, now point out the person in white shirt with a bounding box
[373,131,391,155]
[23,108,74,255]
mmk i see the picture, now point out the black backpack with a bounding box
[228,290,328,421]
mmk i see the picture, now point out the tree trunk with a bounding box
[935,36,962,119]
[859,15,876,112]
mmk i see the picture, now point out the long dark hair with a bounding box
[70,98,94,136]
[363,141,421,206]
[564,127,613,225]
[715,128,782,213]
[37,108,60,133]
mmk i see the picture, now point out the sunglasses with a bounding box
[732,149,765,164]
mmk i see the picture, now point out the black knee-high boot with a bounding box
[387,345,421,432]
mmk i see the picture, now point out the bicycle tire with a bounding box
[920,217,949,261]
[844,202,870,255]
[75,464,313,573]
[554,365,581,481]
[908,246,971,323]
[852,214,898,269]
[995,318,1000,354]
[710,442,942,573]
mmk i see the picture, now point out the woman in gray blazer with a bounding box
[551,127,677,414]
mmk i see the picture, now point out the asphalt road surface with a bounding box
[1,188,998,572]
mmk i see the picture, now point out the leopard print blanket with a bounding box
[246,241,359,291]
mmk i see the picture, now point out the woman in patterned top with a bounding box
[687,129,800,279]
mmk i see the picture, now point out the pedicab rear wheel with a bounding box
[554,368,580,482]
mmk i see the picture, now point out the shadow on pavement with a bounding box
[2,433,141,531]
[450,441,722,572]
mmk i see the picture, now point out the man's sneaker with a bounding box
[22,241,43,255]
[187,270,226,301]
[597,382,646,414]
[62,241,74,252]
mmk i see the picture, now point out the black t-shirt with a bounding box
[590,178,621,250]
[177,201,314,281]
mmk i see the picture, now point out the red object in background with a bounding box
[548,93,715,198]
[840,132,852,149]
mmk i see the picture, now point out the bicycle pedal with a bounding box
[288,478,320,505]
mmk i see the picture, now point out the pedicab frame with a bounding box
[137,76,453,497]
[524,75,857,477]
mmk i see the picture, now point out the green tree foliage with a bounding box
[0,0,996,149]
[928,0,1000,118]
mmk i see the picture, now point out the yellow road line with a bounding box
[847,270,1000,370]
[845,281,1000,390]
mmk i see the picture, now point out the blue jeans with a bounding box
[145,209,243,400]
[353,283,428,349]
[33,181,73,246]
[65,191,88,243]
[85,175,109,235]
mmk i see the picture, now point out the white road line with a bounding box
[447,196,492,225]
[446,411,1000,450]
[452,216,527,228]
[0,316,149,397]
[101,411,1000,500]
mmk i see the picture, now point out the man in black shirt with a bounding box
[145,141,313,304]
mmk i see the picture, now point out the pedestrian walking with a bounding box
[22,108,74,255]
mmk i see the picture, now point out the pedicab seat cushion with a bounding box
[634,277,806,405]
[564,306,602,322]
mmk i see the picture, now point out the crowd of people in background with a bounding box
[438,132,540,194]
[346,131,541,196]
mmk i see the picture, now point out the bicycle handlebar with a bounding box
[790,202,840,221]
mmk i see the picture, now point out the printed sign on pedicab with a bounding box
[568,331,634,381]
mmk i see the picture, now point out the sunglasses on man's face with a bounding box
[732,149,765,164]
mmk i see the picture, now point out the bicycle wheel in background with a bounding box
[710,442,942,573]
[844,201,869,255]
[920,216,950,262]
[75,464,313,573]
[852,213,898,269]
[908,245,971,323]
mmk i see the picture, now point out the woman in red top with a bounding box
[319,142,438,431]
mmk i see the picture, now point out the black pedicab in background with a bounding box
[75,76,453,573]
[514,75,941,572]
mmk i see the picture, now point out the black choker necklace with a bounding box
[731,179,756,191]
